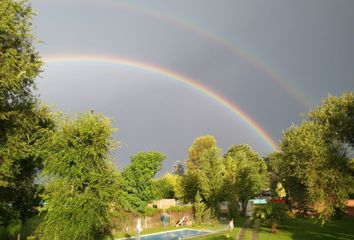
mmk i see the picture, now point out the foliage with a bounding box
[223,144,268,216]
[194,191,207,225]
[172,160,185,176]
[186,135,217,171]
[308,92,354,146]
[0,0,53,237]
[38,112,123,240]
[198,147,225,212]
[167,205,193,213]
[280,120,353,221]
[144,208,163,217]
[182,135,224,213]
[153,173,180,199]
[179,171,201,203]
[276,182,286,198]
[274,93,354,222]
[254,203,294,233]
[122,151,165,213]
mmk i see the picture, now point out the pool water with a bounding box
[122,229,210,240]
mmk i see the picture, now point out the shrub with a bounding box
[144,208,163,217]
[253,203,294,233]
[167,205,193,213]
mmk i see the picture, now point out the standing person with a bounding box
[161,211,168,228]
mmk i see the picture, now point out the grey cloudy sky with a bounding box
[31,0,354,173]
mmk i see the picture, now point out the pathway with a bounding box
[250,219,259,240]
[236,218,250,240]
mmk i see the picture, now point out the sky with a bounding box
[31,0,354,173]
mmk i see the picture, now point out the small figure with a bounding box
[161,211,168,228]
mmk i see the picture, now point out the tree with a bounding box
[186,135,217,171]
[194,191,206,225]
[181,135,218,203]
[198,147,225,213]
[223,145,268,216]
[182,135,224,213]
[153,173,179,199]
[0,0,53,238]
[39,112,123,240]
[172,160,185,176]
[309,92,353,146]
[280,120,353,221]
[253,203,293,233]
[122,151,165,213]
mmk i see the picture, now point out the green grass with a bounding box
[258,217,354,240]
[189,217,354,240]
[188,216,249,240]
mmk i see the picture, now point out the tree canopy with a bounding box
[0,0,53,237]
[223,144,268,216]
[39,112,123,240]
[121,151,165,213]
[276,93,354,221]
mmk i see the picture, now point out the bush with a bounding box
[144,208,163,217]
[253,203,294,233]
[167,205,193,213]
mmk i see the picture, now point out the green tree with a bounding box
[186,135,217,171]
[0,0,53,238]
[39,112,123,240]
[122,151,165,213]
[153,173,178,199]
[181,135,218,203]
[198,147,225,213]
[223,145,268,216]
[182,135,224,213]
[280,120,353,221]
[309,92,353,146]
[194,191,206,225]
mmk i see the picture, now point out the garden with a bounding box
[0,1,353,240]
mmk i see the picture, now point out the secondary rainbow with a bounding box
[43,55,279,151]
[95,1,311,108]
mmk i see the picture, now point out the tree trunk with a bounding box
[17,233,20,240]
[241,200,248,216]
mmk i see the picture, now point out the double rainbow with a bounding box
[43,55,279,151]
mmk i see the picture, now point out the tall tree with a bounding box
[186,135,217,171]
[309,92,353,146]
[223,145,268,216]
[172,160,185,176]
[181,135,224,210]
[122,151,165,213]
[198,147,225,213]
[0,0,52,238]
[39,112,123,240]
[277,93,354,221]
[280,120,353,221]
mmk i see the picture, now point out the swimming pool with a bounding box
[119,228,211,240]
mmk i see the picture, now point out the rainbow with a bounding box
[43,55,279,151]
[89,0,312,108]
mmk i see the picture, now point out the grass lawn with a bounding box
[259,216,354,240]
[188,216,250,240]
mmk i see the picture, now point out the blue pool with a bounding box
[120,229,211,240]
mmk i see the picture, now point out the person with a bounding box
[161,211,168,228]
